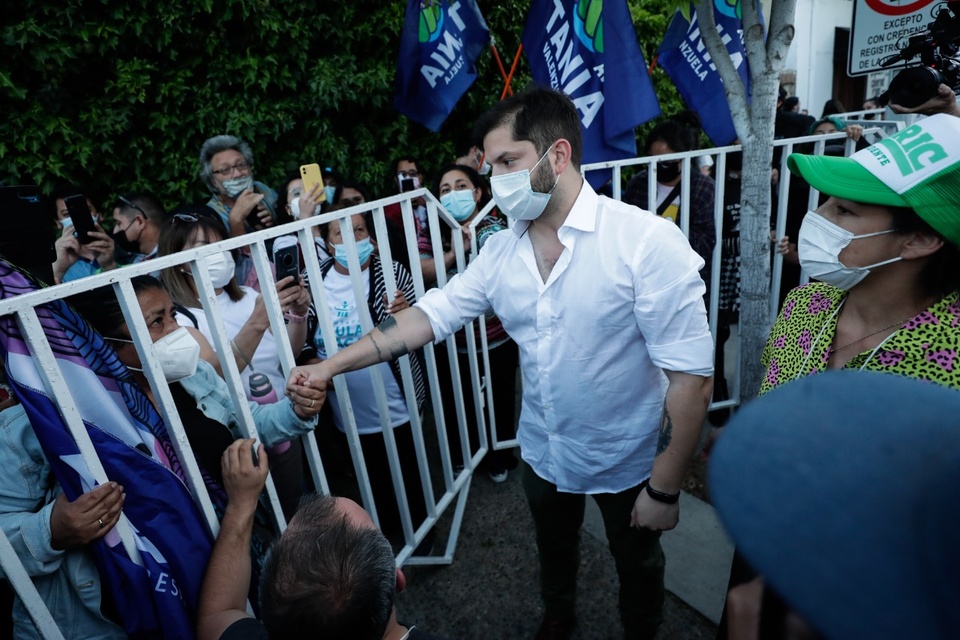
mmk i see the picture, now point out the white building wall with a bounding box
[785,0,854,118]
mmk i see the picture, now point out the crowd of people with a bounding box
[3,77,960,640]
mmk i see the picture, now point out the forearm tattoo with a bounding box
[373,316,409,360]
[656,409,673,456]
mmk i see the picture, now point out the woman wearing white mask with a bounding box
[715,114,960,640]
[299,210,428,545]
[759,113,960,392]
[159,210,311,516]
[74,276,323,477]
[278,175,329,261]
[429,164,519,482]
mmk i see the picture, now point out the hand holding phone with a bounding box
[300,164,327,204]
[63,194,96,244]
[272,236,301,288]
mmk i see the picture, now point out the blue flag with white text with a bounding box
[0,260,213,639]
[395,0,490,132]
[522,0,661,188]
[657,1,756,146]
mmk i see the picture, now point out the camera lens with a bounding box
[889,66,943,108]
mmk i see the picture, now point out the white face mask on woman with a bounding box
[489,145,558,221]
[797,211,902,291]
[111,328,201,382]
[204,251,236,289]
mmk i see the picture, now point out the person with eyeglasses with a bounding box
[159,209,312,518]
[199,135,278,241]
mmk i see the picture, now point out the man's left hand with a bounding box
[630,489,679,531]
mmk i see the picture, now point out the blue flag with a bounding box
[395,0,490,132]
[0,261,213,639]
[522,0,661,188]
[657,1,755,146]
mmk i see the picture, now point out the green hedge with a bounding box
[1,0,681,212]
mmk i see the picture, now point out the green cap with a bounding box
[788,114,960,248]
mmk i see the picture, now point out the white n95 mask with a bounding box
[112,328,201,382]
[152,328,201,382]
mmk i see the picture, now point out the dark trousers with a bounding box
[522,462,665,639]
[337,422,428,545]
[437,339,519,471]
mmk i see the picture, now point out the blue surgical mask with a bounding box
[324,185,337,204]
[440,189,477,222]
[334,237,374,269]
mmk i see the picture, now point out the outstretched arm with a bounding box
[287,306,435,391]
[196,439,268,640]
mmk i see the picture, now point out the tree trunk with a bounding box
[692,0,797,401]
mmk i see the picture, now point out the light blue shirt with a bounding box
[416,183,714,493]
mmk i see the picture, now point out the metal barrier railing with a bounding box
[0,189,492,635]
[581,124,903,414]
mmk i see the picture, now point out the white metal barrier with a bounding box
[581,123,903,414]
[0,189,494,635]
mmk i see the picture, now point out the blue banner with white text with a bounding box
[522,0,661,189]
[657,1,756,146]
[395,0,490,132]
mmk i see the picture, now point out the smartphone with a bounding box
[400,177,416,192]
[272,236,300,287]
[64,194,96,244]
[299,164,327,203]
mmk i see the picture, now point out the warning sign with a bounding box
[848,0,937,76]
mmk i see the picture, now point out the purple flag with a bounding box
[0,260,212,639]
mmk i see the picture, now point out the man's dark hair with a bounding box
[115,192,166,224]
[259,494,397,640]
[50,185,88,220]
[393,156,420,174]
[472,85,583,169]
[645,111,702,154]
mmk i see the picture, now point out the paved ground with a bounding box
[397,463,719,640]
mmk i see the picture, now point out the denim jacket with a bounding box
[0,362,314,638]
[0,404,125,639]
[179,360,317,446]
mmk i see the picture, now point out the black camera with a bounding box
[881,2,960,108]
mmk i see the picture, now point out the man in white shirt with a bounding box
[287,86,714,640]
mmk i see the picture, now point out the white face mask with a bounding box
[113,327,201,382]
[798,211,902,291]
[204,251,236,288]
[478,159,492,176]
[221,175,253,198]
[490,145,557,221]
[440,189,477,222]
[289,197,320,220]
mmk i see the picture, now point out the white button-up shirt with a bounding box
[416,183,714,493]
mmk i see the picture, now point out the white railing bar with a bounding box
[14,309,143,566]
[114,279,221,537]
[0,526,66,639]
[188,256,286,532]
